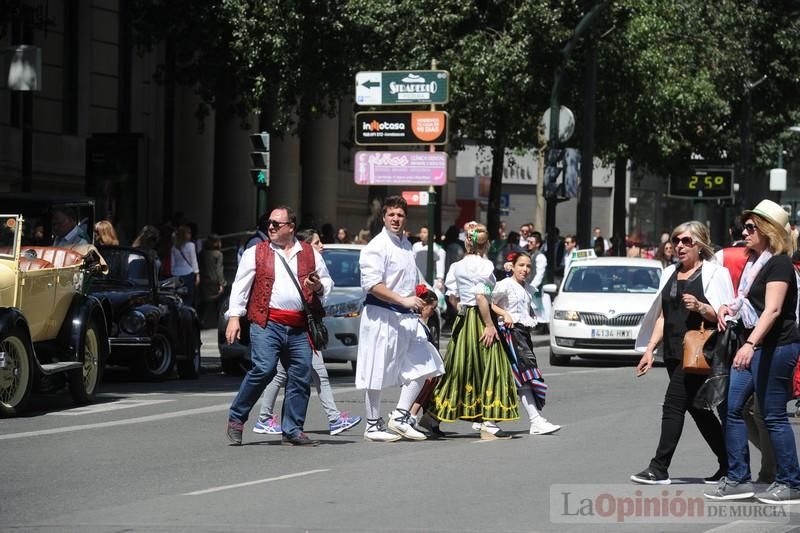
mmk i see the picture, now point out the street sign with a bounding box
[540,106,575,143]
[402,190,430,206]
[354,151,447,186]
[668,167,734,199]
[355,111,448,145]
[355,70,449,106]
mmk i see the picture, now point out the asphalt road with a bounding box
[2,330,799,532]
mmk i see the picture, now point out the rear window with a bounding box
[563,265,660,294]
[323,249,361,287]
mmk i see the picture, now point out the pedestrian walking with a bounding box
[432,223,519,439]
[492,252,561,435]
[252,228,361,437]
[198,234,226,328]
[633,221,733,485]
[224,206,333,446]
[171,224,200,308]
[356,195,445,442]
[705,200,800,504]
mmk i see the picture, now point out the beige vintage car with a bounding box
[0,214,109,416]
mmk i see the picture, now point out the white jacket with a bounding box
[635,260,734,352]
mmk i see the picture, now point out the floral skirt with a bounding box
[432,306,519,422]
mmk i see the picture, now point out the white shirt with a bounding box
[171,242,200,276]
[54,224,88,247]
[412,241,446,280]
[360,227,418,297]
[444,254,495,306]
[225,239,332,318]
[492,277,537,327]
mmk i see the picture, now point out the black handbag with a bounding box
[276,253,328,350]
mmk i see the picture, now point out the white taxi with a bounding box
[543,251,662,365]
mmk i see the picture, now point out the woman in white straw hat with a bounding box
[705,199,800,504]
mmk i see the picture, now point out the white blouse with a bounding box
[444,255,495,306]
[492,277,537,328]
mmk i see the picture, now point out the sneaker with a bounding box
[364,417,402,442]
[387,409,427,440]
[253,416,282,435]
[703,468,727,484]
[329,412,362,436]
[226,420,244,446]
[529,417,561,435]
[471,422,483,431]
[704,477,754,500]
[480,421,512,440]
[630,467,671,485]
[281,432,320,447]
[755,482,800,504]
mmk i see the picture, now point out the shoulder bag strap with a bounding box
[275,251,313,318]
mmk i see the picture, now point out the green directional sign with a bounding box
[355,70,449,106]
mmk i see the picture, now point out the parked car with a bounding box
[544,254,662,366]
[0,213,109,416]
[90,246,202,380]
[218,243,441,375]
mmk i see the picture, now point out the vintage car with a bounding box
[90,246,201,380]
[0,214,109,417]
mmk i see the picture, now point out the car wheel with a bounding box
[0,326,34,417]
[222,357,251,376]
[69,319,104,405]
[137,331,175,380]
[549,349,571,366]
[177,333,201,380]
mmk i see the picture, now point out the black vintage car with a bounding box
[90,246,201,380]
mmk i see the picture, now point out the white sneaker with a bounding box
[471,422,483,431]
[387,409,427,440]
[480,421,512,440]
[363,417,402,442]
[529,417,561,435]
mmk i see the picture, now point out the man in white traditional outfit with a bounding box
[357,196,445,442]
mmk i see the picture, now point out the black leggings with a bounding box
[649,359,727,476]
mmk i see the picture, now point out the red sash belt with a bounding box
[268,308,306,328]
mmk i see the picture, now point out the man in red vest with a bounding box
[224,206,332,446]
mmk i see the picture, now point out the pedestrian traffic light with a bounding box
[250,132,270,187]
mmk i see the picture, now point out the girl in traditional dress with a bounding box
[432,223,519,439]
[492,252,561,435]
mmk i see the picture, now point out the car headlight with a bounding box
[553,310,580,321]
[324,299,363,318]
[121,310,146,334]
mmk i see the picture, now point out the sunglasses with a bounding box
[267,220,291,230]
[743,222,758,234]
[671,236,695,247]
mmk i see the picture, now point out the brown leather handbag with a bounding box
[683,322,713,374]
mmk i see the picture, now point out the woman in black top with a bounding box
[706,200,800,504]
[632,221,733,486]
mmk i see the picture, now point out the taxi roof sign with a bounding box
[570,249,597,261]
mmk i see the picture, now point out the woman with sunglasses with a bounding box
[632,221,733,486]
[705,200,800,504]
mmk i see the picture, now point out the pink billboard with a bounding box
[354,151,447,186]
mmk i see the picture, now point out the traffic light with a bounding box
[250,132,270,186]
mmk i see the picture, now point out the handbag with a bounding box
[275,252,329,350]
[683,321,713,374]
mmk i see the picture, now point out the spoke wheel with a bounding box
[0,327,34,417]
[69,320,104,405]
[138,332,175,380]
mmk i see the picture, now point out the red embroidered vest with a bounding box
[246,241,324,328]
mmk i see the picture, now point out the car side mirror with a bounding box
[543,283,558,295]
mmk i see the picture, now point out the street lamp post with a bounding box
[6,44,41,193]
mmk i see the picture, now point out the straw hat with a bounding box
[743,199,789,231]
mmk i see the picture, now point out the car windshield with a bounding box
[0,216,19,258]
[322,249,361,288]
[563,265,660,294]
[96,247,153,287]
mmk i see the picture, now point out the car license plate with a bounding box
[591,328,632,338]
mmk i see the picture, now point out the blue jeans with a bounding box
[228,322,313,437]
[726,342,800,487]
